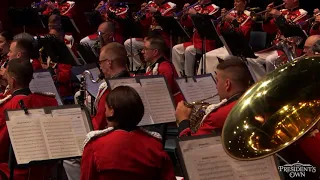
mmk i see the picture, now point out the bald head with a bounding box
[304,35,320,56]
[97,21,115,45]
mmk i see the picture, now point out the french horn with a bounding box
[222,55,320,161]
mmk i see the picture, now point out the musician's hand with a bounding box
[175,101,193,124]
[224,14,235,22]
[184,3,190,8]
[141,2,147,9]
[307,129,319,137]
[147,6,157,13]
[221,8,227,17]
[41,64,49,69]
[95,1,105,10]
[187,8,197,15]
[269,9,281,17]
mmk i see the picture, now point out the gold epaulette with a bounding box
[0,95,12,105]
[33,92,56,98]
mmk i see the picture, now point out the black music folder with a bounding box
[154,16,190,39]
[40,15,80,34]
[76,43,99,65]
[8,7,46,29]
[84,11,104,30]
[106,75,176,126]
[176,134,281,180]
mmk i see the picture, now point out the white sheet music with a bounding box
[76,68,102,98]
[29,71,63,105]
[121,83,154,126]
[7,109,47,121]
[176,78,204,103]
[41,117,81,159]
[195,76,220,104]
[140,77,176,124]
[7,118,49,164]
[179,136,280,180]
[108,78,137,90]
[51,108,89,151]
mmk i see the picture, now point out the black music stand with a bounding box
[40,15,80,34]
[8,7,46,31]
[190,14,220,74]
[84,11,104,30]
[76,43,99,65]
[153,16,191,60]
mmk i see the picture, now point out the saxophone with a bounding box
[78,70,104,107]
[183,94,219,133]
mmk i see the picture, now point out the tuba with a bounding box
[221,56,320,161]
[78,70,104,107]
[184,94,219,133]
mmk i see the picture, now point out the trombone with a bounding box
[174,0,201,18]
[250,3,285,21]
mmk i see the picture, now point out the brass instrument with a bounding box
[214,7,235,23]
[184,93,219,133]
[222,55,320,161]
[251,3,285,21]
[79,70,104,106]
[174,1,201,19]
[133,1,157,21]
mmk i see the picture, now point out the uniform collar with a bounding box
[226,92,244,104]
[111,70,130,78]
[147,56,166,70]
[287,6,299,12]
[12,88,31,97]
[201,2,211,7]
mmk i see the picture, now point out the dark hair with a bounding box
[106,86,144,129]
[0,31,13,42]
[217,57,253,88]
[145,35,168,54]
[11,38,34,59]
[7,58,34,87]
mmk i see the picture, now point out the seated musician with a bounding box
[309,8,320,35]
[42,0,76,18]
[199,0,253,75]
[0,58,58,180]
[80,1,128,46]
[81,21,116,48]
[81,85,176,180]
[143,35,183,105]
[259,0,308,72]
[172,0,220,77]
[124,0,176,71]
[176,58,252,136]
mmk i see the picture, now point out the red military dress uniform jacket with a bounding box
[0,88,58,180]
[81,127,176,180]
[42,1,75,18]
[309,23,320,35]
[91,70,131,130]
[144,57,184,105]
[181,3,220,52]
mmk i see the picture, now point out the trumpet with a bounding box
[184,93,219,133]
[214,7,235,23]
[31,0,49,9]
[250,3,285,21]
[174,1,200,18]
[133,1,157,21]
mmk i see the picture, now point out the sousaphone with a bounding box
[222,55,320,160]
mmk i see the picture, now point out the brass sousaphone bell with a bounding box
[222,56,320,160]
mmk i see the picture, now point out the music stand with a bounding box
[40,15,80,34]
[76,43,99,65]
[84,11,103,30]
[8,7,46,31]
[190,14,220,74]
[153,16,191,60]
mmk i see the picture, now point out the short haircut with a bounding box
[106,86,144,129]
[100,42,128,68]
[145,35,168,54]
[11,39,34,59]
[216,57,253,89]
[48,14,62,30]
[0,31,13,42]
[99,21,115,33]
[7,58,34,87]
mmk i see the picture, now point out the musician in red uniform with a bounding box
[176,58,252,136]
[124,0,176,71]
[172,0,220,77]
[0,31,13,68]
[260,0,308,72]
[80,1,129,46]
[0,58,58,180]
[200,0,253,75]
[42,0,76,18]
[309,8,320,35]
[81,86,175,180]
[143,36,183,105]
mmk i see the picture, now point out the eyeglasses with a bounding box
[142,47,156,51]
[98,58,109,65]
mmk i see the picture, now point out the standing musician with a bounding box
[176,58,252,136]
[0,58,58,180]
[199,0,253,75]
[172,0,220,77]
[143,35,183,105]
[124,0,176,71]
[41,0,76,18]
[80,0,128,46]
[309,8,320,35]
[81,86,176,180]
[260,0,308,72]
